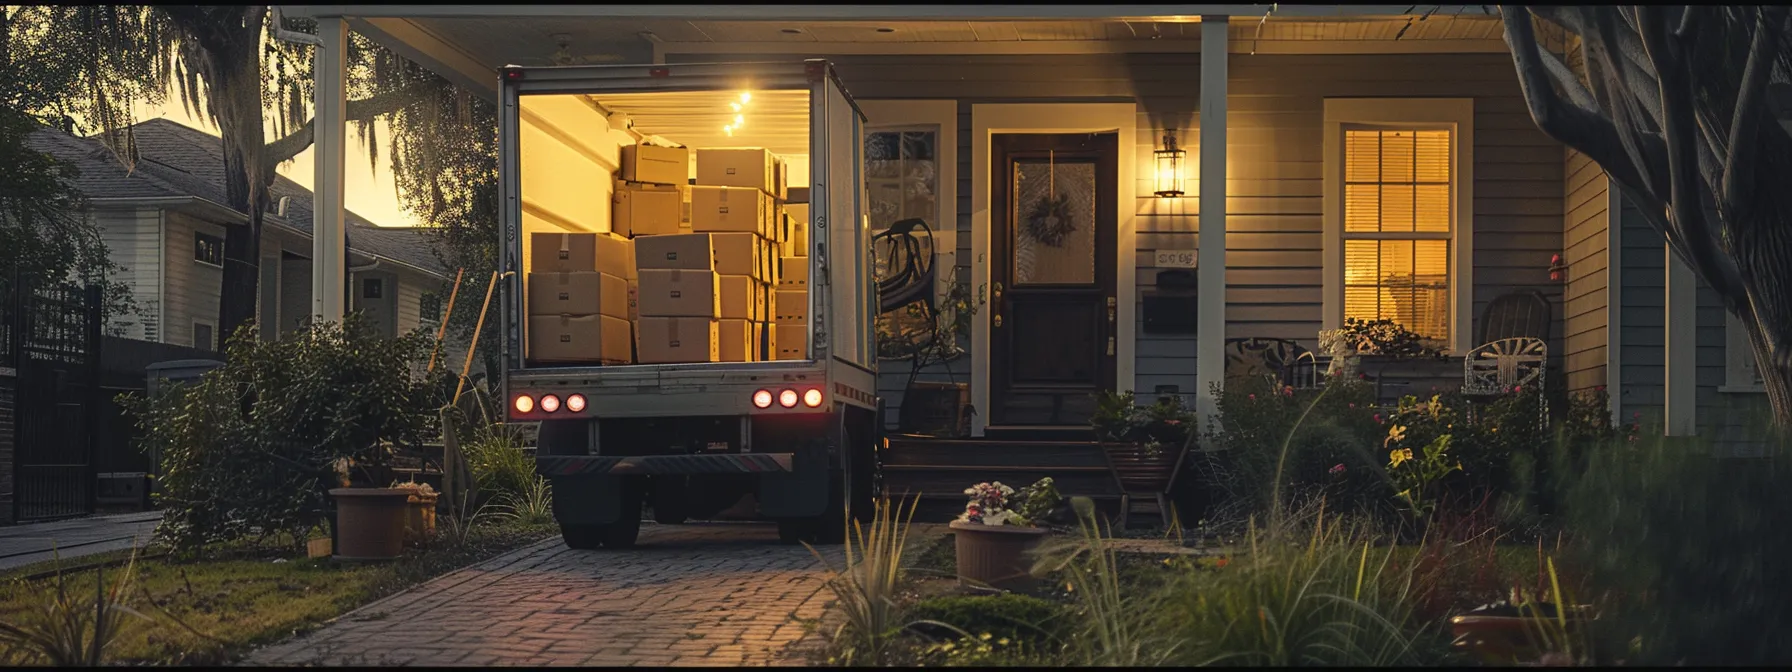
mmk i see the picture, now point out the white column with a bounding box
[1605,181,1623,426]
[1195,16,1229,426]
[1665,245,1697,435]
[312,17,348,322]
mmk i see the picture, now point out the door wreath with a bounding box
[1022,151,1078,248]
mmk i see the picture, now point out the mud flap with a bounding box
[756,438,831,518]
[549,475,626,526]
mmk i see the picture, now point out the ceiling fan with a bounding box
[535,34,626,66]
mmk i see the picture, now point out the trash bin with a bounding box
[141,359,224,503]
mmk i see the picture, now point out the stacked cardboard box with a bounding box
[694,148,790,362]
[526,232,635,364]
[634,234,722,364]
[771,187,810,361]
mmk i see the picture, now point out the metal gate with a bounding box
[3,277,101,523]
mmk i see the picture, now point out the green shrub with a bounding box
[906,594,1068,647]
[122,316,443,553]
[1199,375,1386,517]
[458,423,537,505]
[1559,429,1792,665]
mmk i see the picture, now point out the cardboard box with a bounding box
[719,319,753,362]
[696,148,777,194]
[785,204,809,257]
[690,186,767,236]
[780,257,809,287]
[528,314,632,363]
[711,232,760,280]
[634,233,714,271]
[718,274,755,320]
[637,269,720,317]
[636,317,719,364]
[531,232,633,276]
[527,272,629,318]
[763,284,776,322]
[775,289,808,324]
[613,180,686,237]
[621,144,691,186]
[774,157,789,201]
[627,278,639,321]
[787,186,810,204]
[755,321,774,360]
[775,324,807,360]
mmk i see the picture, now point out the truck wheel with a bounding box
[650,477,689,525]
[599,484,645,548]
[561,524,604,550]
[776,518,813,545]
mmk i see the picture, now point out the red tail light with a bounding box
[566,394,587,413]
[778,389,799,408]
[513,394,535,414]
[802,388,824,408]
[539,394,561,413]
[752,389,774,408]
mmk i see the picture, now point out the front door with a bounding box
[989,133,1119,427]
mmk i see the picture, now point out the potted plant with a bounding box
[950,477,1062,590]
[391,480,439,544]
[1091,391,1196,496]
[878,280,979,437]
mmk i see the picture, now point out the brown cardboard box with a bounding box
[690,186,767,236]
[787,186,810,204]
[634,233,714,271]
[636,317,719,364]
[528,314,632,363]
[637,269,720,317]
[620,144,691,186]
[613,180,686,237]
[775,324,806,360]
[775,289,807,324]
[711,232,760,280]
[718,274,754,320]
[780,257,809,287]
[785,204,809,257]
[696,148,777,194]
[527,272,629,318]
[531,232,633,276]
[718,319,753,362]
[763,283,777,322]
[774,156,789,201]
[755,321,774,360]
[751,282,767,322]
[627,278,639,321]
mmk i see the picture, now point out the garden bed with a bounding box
[0,521,556,665]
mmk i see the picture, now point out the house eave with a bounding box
[282,5,1481,21]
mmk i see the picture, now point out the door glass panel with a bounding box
[866,127,940,356]
[1012,159,1096,285]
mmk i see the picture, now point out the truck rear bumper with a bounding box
[537,453,795,476]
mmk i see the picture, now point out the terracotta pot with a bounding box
[404,493,438,544]
[1100,442,1181,494]
[950,520,1048,591]
[329,488,412,560]
[1449,613,1582,664]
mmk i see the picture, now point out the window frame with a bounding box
[858,100,959,361]
[194,231,224,268]
[1322,98,1475,355]
[1723,312,1766,393]
[192,318,217,351]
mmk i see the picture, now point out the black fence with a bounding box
[1,277,102,523]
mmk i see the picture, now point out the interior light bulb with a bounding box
[734,114,744,126]
[740,92,752,103]
[730,102,742,112]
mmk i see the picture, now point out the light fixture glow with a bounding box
[730,102,742,112]
[540,394,561,413]
[752,389,774,408]
[802,389,824,408]
[778,389,799,408]
[567,394,587,413]
[723,125,733,136]
[740,92,752,103]
[513,394,535,414]
[734,114,744,126]
[1154,129,1187,198]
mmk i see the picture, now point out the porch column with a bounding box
[1665,246,1697,435]
[1196,16,1229,425]
[312,17,348,322]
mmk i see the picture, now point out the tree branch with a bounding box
[261,85,431,174]
[1721,7,1789,215]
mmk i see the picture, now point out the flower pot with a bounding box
[898,382,971,437]
[404,492,438,544]
[950,520,1048,591]
[1100,442,1181,494]
[1449,608,1584,664]
[329,488,412,560]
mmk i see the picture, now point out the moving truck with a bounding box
[499,60,881,549]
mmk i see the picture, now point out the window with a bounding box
[193,320,216,351]
[1725,313,1766,392]
[420,291,444,333]
[363,277,384,300]
[1323,98,1474,354]
[1342,129,1453,342]
[194,232,223,267]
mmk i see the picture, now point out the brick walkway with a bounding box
[247,523,839,667]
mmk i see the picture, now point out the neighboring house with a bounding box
[289,5,1769,449]
[27,119,451,350]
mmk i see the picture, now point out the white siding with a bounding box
[92,207,163,341]
[162,211,227,349]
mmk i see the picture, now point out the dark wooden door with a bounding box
[989,133,1119,427]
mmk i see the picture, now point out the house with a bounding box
[27,119,451,349]
[285,5,1772,470]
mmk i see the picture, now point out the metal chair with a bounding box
[1223,337,1315,390]
[1478,290,1553,345]
[1461,337,1547,396]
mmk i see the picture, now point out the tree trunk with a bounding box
[1732,208,1792,431]
[206,37,267,344]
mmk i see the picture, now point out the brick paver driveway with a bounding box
[248,523,838,667]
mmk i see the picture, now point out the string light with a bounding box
[724,90,754,135]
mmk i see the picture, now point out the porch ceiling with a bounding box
[342,12,1504,100]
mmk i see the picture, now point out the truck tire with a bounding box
[650,476,689,525]
[777,468,848,546]
[560,480,644,550]
[561,524,605,550]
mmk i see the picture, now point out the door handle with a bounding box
[994,282,1004,299]
[1107,296,1116,325]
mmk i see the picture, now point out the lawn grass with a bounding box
[0,521,557,665]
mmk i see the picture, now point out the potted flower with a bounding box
[1091,391,1195,497]
[391,480,439,545]
[949,478,1062,590]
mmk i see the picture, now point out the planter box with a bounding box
[1449,609,1586,664]
[404,492,438,544]
[1100,442,1182,494]
[329,487,411,561]
[1355,355,1462,404]
[950,520,1048,591]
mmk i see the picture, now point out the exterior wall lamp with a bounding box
[1154,128,1187,197]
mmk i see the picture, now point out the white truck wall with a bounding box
[518,94,637,275]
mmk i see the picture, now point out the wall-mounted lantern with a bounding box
[1154,128,1186,197]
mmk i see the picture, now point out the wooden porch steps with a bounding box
[880,435,1123,523]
